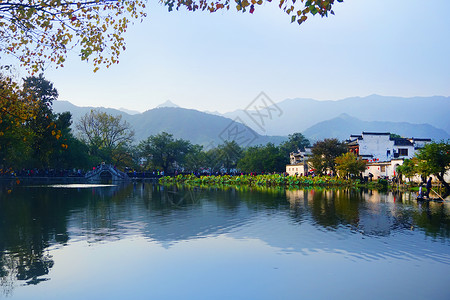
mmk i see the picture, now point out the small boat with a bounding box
[416,197,443,203]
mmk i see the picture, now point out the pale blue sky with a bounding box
[15,0,450,113]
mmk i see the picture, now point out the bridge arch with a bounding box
[85,164,129,182]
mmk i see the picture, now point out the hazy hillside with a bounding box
[303,114,450,142]
[223,95,450,136]
[130,107,285,146]
[53,95,449,146]
[53,101,129,122]
[52,101,285,146]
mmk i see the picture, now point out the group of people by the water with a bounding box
[418,177,433,199]
[0,168,84,177]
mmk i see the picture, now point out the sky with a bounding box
[6,0,450,113]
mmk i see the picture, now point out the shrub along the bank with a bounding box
[159,174,356,187]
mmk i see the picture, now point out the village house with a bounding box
[286,132,435,180]
[347,132,432,180]
[346,132,424,162]
[285,148,312,176]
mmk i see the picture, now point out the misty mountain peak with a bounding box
[337,113,357,120]
[156,100,179,108]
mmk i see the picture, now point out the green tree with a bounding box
[138,132,192,173]
[204,147,223,173]
[0,74,72,169]
[279,132,310,158]
[389,133,402,139]
[184,144,208,173]
[335,152,366,179]
[22,74,61,167]
[0,74,38,168]
[217,141,243,173]
[310,138,346,175]
[76,109,134,165]
[415,141,450,198]
[396,158,417,183]
[238,143,285,173]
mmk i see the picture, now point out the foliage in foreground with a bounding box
[1,0,343,72]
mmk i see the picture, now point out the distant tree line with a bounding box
[2,73,448,198]
[0,73,366,177]
[0,74,311,174]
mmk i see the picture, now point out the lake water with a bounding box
[0,182,449,300]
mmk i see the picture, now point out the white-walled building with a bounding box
[285,132,437,180]
[286,148,312,176]
[347,132,422,162]
[347,132,433,180]
[363,159,404,180]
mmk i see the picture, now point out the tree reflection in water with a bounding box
[0,182,449,297]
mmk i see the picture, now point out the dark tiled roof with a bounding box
[412,138,432,141]
[393,138,413,146]
[362,132,390,135]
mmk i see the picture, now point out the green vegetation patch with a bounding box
[160,174,356,187]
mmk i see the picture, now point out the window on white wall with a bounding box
[398,149,408,156]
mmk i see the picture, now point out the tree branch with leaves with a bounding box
[0,0,147,73]
[1,0,343,72]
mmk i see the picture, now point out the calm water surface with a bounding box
[0,183,449,300]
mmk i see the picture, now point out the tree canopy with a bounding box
[0,74,93,169]
[238,143,285,173]
[1,0,343,72]
[335,152,366,179]
[76,109,135,165]
[216,141,243,173]
[279,132,310,162]
[395,158,417,182]
[138,132,192,173]
[415,141,450,198]
[310,138,346,175]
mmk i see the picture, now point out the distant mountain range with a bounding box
[223,94,450,137]
[118,107,141,115]
[303,114,450,141]
[52,101,285,146]
[52,94,450,145]
[155,100,179,109]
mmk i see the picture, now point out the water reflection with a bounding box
[286,189,450,237]
[0,183,449,297]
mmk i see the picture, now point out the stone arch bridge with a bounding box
[85,164,129,182]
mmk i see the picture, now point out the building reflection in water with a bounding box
[286,188,449,238]
[1,183,449,297]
